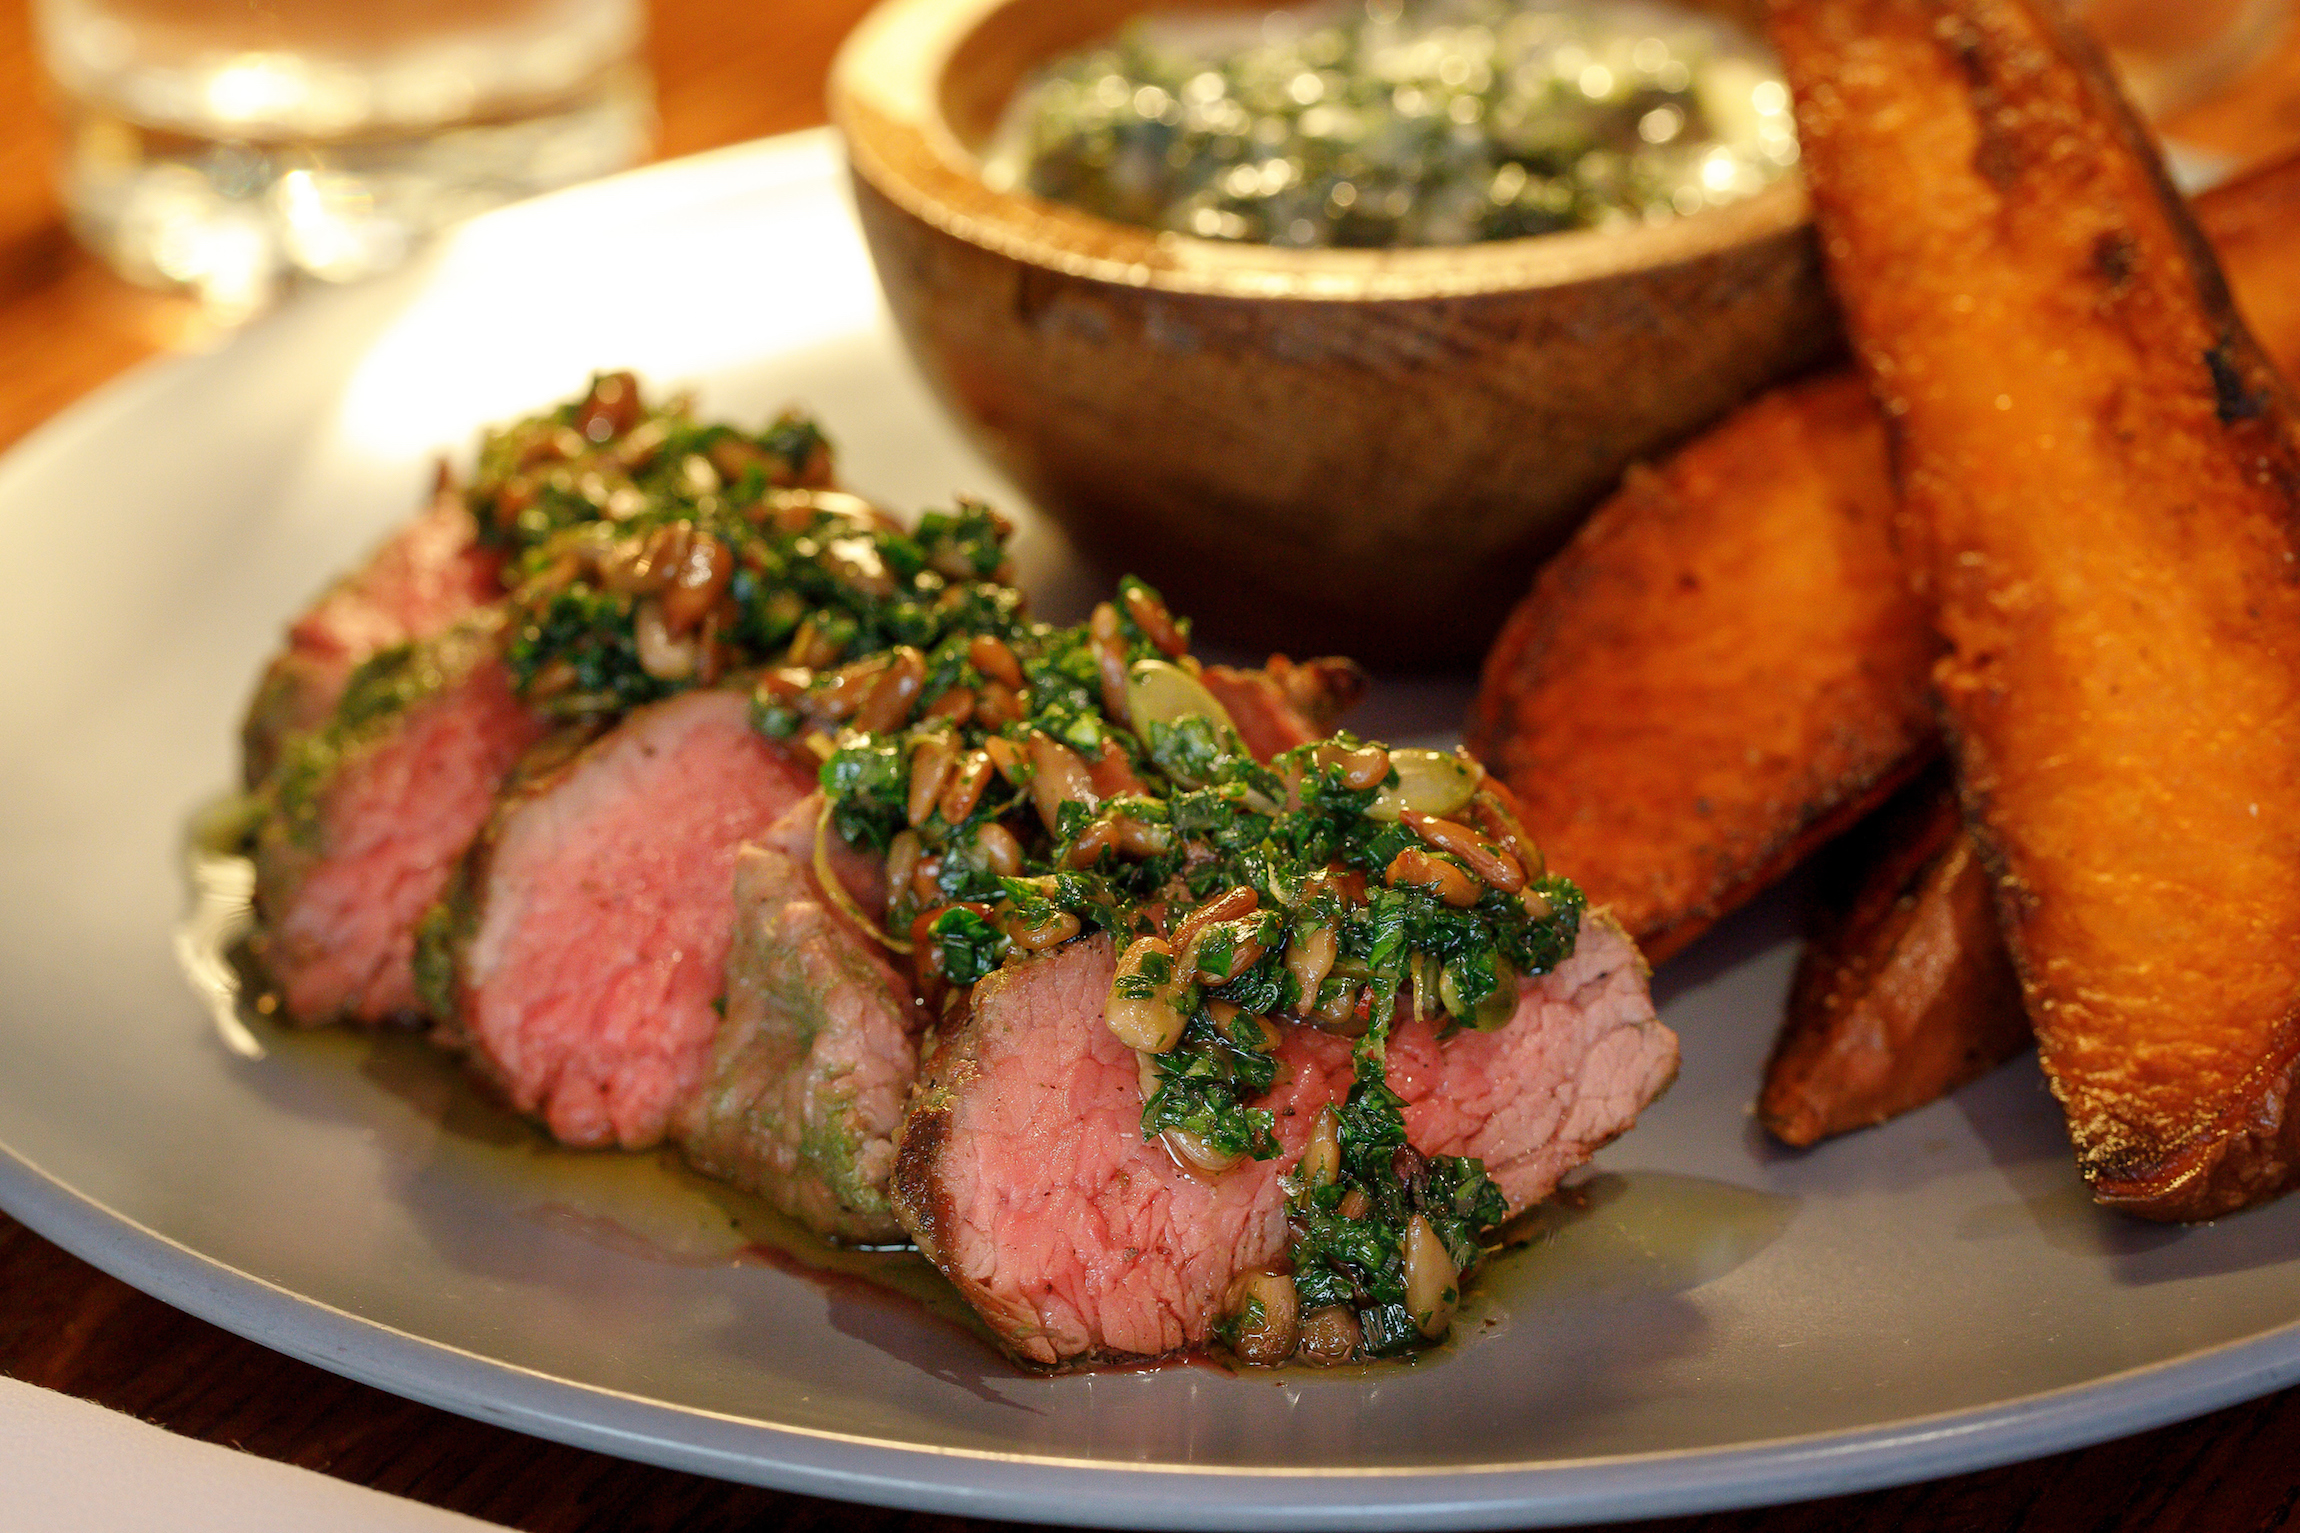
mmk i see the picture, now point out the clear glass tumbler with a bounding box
[34,0,654,309]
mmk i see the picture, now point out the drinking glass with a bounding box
[34,0,654,310]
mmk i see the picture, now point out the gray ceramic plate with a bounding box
[2,131,2297,1531]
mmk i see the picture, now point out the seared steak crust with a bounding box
[675,806,921,1243]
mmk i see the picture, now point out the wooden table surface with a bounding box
[6,2,2300,1529]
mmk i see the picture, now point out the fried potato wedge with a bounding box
[1770,156,2300,1147]
[1775,0,2300,1219]
[1467,368,1934,964]
[1760,771,2027,1146]
[1469,144,2300,973]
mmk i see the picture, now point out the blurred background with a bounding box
[5,0,2299,455]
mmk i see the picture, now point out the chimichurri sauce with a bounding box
[984,0,1795,248]
[484,377,1591,1367]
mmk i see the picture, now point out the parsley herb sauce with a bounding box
[984,0,1795,248]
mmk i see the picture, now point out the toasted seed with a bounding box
[811,653,888,721]
[886,830,923,899]
[1385,847,1482,908]
[1308,978,1366,1034]
[634,600,698,681]
[982,734,1027,782]
[1089,602,1131,722]
[616,520,687,594]
[1299,1106,1340,1188]
[1110,813,1173,858]
[660,532,733,635]
[824,533,897,600]
[1009,905,1081,950]
[1026,731,1099,832]
[1470,782,1545,879]
[1161,1126,1240,1177]
[925,686,976,725]
[968,633,1025,690]
[1366,748,1483,823]
[1227,1009,1279,1051]
[1402,810,1525,892]
[1173,886,1258,950]
[1063,822,1118,871]
[911,854,944,907]
[1285,923,1338,1009]
[1519,887,1555,921]
[1121,582,1189,658]
[1224,1269,1300,1366]
[854,646,927,734]
[1404,1215,1460,1340]
[968,820,1024,877]
[976,680,1027,728]
[907,734,956,827]
[575,370,641,441]
[1185,918,1265,983]
[1296,1306,1362,1366]
[1107,936,1187,1053]
[1336,1188,1372,1220]
[1314,740,1392,791]
[939,749,995,824]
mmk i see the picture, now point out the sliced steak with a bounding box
[252,618,545,1027]
[242,490,504,787]
[438,688,820,1150]
[676,803,920,1243]
[1202,656,1366,761]
[892,913,1672,1366]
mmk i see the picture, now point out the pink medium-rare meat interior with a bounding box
[258,650,543,1025]
[898,914,1674,1365]
[457,688,821,1149]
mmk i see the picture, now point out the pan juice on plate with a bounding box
[982,0,1795,246]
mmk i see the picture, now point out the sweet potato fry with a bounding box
[1760,770,2027,1146]
[1774,0,2300,1219]
[1469,144,2300,973]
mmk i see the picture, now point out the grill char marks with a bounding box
[439,688,821,1149]
[253,619,545,1027]
[242,490,505,789]
[892,915,1673,1367]
[674,800,923,1243]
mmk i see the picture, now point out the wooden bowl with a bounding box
[832,0,1833,666]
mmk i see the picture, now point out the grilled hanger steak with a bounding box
[233,374,1676,1366]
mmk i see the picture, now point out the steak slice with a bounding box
[242,489,504,788]
[439,688,821,1150]
[892,914,1672,1366]
[675,802,920,1243]
[1202,657,1366,760]
[252,618,544,1027]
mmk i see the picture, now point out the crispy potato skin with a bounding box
[1468,147,2300,975]
[1467,369,1935,964]
[1760,773,2028,1146]
[1774,0,2300,1218]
